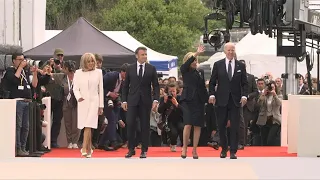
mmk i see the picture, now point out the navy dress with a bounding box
[179,56,208,127]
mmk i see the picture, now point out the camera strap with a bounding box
[165,105,175,119]
[20,70,29,85]
[67,76,73,101]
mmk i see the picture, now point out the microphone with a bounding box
[0,44,23,71]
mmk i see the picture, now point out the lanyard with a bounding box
[67,76,73,91]
[20,70,29,86]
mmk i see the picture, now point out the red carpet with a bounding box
[42,147,297,158]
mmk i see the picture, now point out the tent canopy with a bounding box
[103,31,178,71]
[44,30,178,71]
[24,17,136,69]
[200,33,318,78]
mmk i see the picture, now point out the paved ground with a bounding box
[0,157,319,179]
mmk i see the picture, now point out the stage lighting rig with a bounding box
[203,12,231,49]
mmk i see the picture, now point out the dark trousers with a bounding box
[216,95,240,153]
[92,115,104,144]
[50,99,63,145]
[117,108,127,142]
[260,120,281,146]
[16,101,30,150]
[149,129,161,147]
[99,105,119,145]
[126,100,151,152]
[168,121,183,146]
[239,106,255,145]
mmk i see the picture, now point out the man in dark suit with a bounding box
[98,63,129,151]
[238,60,258,149]
[121,47,160,158]
[209,43,248,159]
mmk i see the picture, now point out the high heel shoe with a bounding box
[80,148,87,157]
[192,150,199,159]
[181,148,187,159]
[86,149,93,158]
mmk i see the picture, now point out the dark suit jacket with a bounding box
[103,71,121,101]
[245,73,258,111]
[122,63,160,106]
[209,59,248,107]
[180,56,208,103]
[298,84,309,95]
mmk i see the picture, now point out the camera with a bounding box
[54,58,61,65]
[38,103,46,110]
[25,58,43,68]
[263,75,273,91]
[107,99,114,107]
[167,92,173,100]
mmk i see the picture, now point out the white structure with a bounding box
[45,30,178,78]
[0,0,46,51]
[0,99,16,159]
[200,32,318,78]
[0,0,20,46]
[285,95,320,157]
[20,0,46,51]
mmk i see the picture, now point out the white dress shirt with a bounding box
[122,61,158,104]
[137,62,145,76]
[210,58,246,100]
[225,58,235,77]
[107,73,122,96]
[298,84,304,93]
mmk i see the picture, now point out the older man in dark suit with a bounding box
[98,63,129,151]
[209,43,248,159]
[122,47,160,158]
[238,60,258,149]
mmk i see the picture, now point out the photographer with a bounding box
[44,48,65,148]
[255,80,282,146]
[158,82,183,152]
[47,60,80,149]
[3,53,39,156]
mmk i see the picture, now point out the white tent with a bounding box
[45,30,178,78]
[200,32,318,79]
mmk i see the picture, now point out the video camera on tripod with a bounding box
[0,44,43,71]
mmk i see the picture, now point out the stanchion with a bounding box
[36,104,42,151]
[28,102,43,157]
[28,102,36,156]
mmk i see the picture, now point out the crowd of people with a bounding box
[2,43,316,158]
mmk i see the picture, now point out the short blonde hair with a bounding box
[182,52,196,63]
[80,53,96,71]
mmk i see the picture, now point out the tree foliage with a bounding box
[97,0,212,63]
[46,0,225,65]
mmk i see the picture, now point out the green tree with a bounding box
[46,0,104,29]
[97,0,212,64]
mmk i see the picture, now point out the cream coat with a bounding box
[73,69,104,129]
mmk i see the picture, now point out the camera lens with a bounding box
[54,59,61,65]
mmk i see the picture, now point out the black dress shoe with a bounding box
[230,153,237,159]
[213,144,219,150]
[98,145,115,151]
[40,146,51,153]
[238,144,244,150]
[140,152,147,158]
[112,142,123,150]
[125,150,136,158]
[220,150,228,158]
